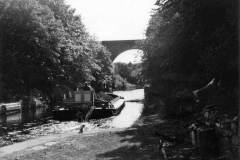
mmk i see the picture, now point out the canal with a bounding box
[0,107,51,134]
[0,89,144,147]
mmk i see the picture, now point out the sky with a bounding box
[65,0,156,63]
[65,0,156,41]
[113,49,143,64]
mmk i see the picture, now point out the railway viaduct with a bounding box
[101,39,143,60]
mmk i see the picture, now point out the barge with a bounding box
[0,101,22,115]
[52,90,125,120]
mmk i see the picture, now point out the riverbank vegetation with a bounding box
[113,62,144,90]
[0,0,112,101]
[142,0,238,117]
[142,0,238,159]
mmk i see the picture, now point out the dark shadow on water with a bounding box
[96,113,164,160]
[0,106,51,134]
[52,109,114,121]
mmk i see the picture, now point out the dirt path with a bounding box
[0,113,163,160]
[0,89,164,160]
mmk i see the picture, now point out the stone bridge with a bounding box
[101,39,143,60]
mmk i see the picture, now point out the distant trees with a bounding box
[142,0,238,115]
[114,62,144,87]
[0,0,112,101]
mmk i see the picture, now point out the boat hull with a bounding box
[52,92,125,121]
[52,100,125,120]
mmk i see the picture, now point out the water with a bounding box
[110,89,144,128]
[0,89,144,132]
[110,102,143,128]
[113,89,144,101]
[0,107,51,133]
[0,89,145,147]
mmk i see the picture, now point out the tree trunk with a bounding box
[0,23,3,101]
[238,77,240,159]
[238,21,240,159]
[238,5,240,157]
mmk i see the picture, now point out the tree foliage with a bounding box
[142,0,238,114]
[0,0,112,101]
[114,62,143,86]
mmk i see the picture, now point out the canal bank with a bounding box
[0,106,166,160]
[1,89,195,160]
[0,89,149,159]
[0,114,163,160]
[0,105,51,137]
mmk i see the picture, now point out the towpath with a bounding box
[0,89,164,160]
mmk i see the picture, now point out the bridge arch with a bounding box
[113,49,143,64]
[101,39,143,61]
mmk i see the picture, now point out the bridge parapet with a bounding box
[101,39,143,60]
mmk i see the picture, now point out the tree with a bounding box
[113,62,143,86]
[142,0,238,115]
[0,0,112,101]
[0,0,63,98]
[0,0,5,101]
[39,0,112,87]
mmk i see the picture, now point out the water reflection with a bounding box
[0,107,50,129]
[111,102,143,128]
[0,115,7,126]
